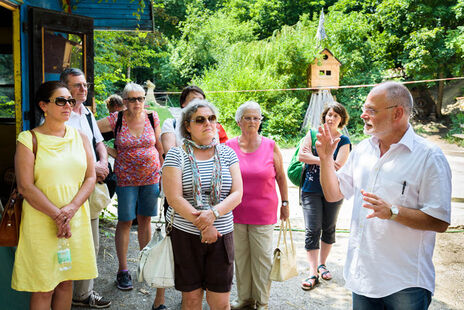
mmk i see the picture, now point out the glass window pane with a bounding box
[43,30,83,81]
[0,54,14,119]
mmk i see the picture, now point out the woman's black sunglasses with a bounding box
[190,115,217,124]
[48,97,77,107]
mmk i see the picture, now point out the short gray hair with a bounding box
[235,101,262,122]
[372,81,414,116]
[122,82,145,99]
[60,68,85,85]
[180,99,218,139]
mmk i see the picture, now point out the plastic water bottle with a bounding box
[57,238,72,271]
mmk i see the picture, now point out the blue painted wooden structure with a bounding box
[0,1,152,308]
[71,0,154,31]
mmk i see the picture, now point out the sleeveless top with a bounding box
[302,135,351,194]
[226,137,279,225]
[106,111,161,186]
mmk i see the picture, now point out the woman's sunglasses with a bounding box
[48,97,77,107]
[190,115,217,125]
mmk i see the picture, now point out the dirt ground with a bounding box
[73,130,464,310]
[77,221,463,310]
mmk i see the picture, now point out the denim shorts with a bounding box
[116,183,159,221]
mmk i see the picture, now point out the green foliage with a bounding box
[0,96,14,118]
[170,7,257,81]
[445,112,464,147]
[91,0,464,143]
[195,19,320,139]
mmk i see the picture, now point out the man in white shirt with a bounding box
[60,68,111,308]
[317,81,451,309]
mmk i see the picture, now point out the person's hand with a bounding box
[63,223,72,239]
[54,209,72,238]
[361,189,392,220]
[315,123,340,161]
[334,161,342,171]
[201,225,221,244]
[192,209,216,231]
[280,204,289,220]
[95,161,109,182]
[60,202,79,222]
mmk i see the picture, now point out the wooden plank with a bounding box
[70,0,153,31]
[71,8,151,19]
[0,1,22,10]
[13,7,21,135]
[93,19,152,31]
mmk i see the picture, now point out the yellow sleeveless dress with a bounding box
[12,126,97,292]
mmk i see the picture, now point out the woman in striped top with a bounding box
[162,99,243,310]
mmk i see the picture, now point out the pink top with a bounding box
[226,137,278,225]
[107,111,161,186]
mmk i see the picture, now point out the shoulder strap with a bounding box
[30,130,38,159]
[114,111,124,137]
[84,107,98,159]
[113,111,124,150]
[310,128,317,155]
[148,112,155,130]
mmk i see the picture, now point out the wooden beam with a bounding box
[13,7,21,136]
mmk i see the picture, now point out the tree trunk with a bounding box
[436,70,444,118]
[127,66,131,80]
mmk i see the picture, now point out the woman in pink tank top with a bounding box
[226,101,288,310]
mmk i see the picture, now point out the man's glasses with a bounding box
[70,83,91,89]
[361,105,397,116]
[124,96,145,103]
[47,97,76,107]
[242,116,263,122]
[190,115,217,125]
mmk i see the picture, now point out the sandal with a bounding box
[317,264,332,281]
[301,275,319,291]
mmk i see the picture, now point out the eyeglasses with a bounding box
[47,97,76,107]
[190,115,217,125]
[361,105,397,116]
[70,83,91,89]
[242,116,263,122]
[124,96,145,103]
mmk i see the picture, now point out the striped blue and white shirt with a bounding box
[163,145,239,235]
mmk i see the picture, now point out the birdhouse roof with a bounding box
[314,48,342,65]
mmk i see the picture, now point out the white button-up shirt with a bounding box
[66,104,104,162]
[337,125,451,298]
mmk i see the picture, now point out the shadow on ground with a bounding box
[70,219,462,310]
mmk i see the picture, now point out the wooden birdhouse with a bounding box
[308,48,341,88]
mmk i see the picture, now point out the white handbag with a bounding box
[88,183,111,219]
[137,205,175,288]
[270,219,299,282]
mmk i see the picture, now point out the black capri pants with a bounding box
[301,191,343,251]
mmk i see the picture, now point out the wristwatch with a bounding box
[211,207,220,219]
[282,200,289,207]
[390,205,399,220]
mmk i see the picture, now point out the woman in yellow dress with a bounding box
[12,81,97,309]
